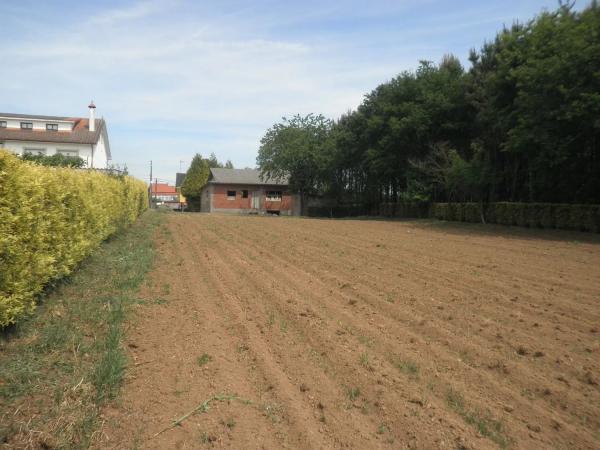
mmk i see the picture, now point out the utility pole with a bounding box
[149,160,153,209]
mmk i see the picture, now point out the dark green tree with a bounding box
[257,114,334,214]
[181,154,210,211]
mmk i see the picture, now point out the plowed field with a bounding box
[99,214,600,449]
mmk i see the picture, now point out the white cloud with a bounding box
[88,0,172,25]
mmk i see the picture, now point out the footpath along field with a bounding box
[100,213,600,449]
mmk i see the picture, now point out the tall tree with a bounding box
[257,114,334,214]
[181,154,210,211]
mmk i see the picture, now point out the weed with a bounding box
[199,432,216,444]
[262,403,283,423]
[446,389,510,448]
[357,335,374,347]
[267,311,275,327]
[279,319,288,334]
[377,423,388,434]
[360,402,370,415]
[359,352,370,368]
[347,387,361,401]
[224,418,236,429]
[197,353,212,367]
[393,358,419,377]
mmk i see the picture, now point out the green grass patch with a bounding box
[0,210,162,448]
[197,353,212,367]
[392,357,419,377]
[346,386,361,402]
[446,389,511,448]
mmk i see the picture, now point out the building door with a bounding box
[251,190,261,210]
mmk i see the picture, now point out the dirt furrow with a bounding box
[99,214,600,449]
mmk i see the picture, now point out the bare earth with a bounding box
[98,214,600,449]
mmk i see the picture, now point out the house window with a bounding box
[227,190,236,200]
[46,123,58,131]
[0,121,6,128]
[57,149,79,157]
[242,190,249,198]
[24,148,46,155]
[20,122,33,130]
[266,191,282,201]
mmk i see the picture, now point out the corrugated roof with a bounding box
[208,168,289,186]
[0,118,105,145]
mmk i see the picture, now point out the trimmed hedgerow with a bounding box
[0,150,148,327]
[432,202,599,233]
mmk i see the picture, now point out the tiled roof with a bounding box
[0,117,105,145]
[151,183,178,194]
[208,168,289,186]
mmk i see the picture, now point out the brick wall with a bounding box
[211,185,294,212]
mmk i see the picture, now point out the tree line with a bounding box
[257,2,600,207]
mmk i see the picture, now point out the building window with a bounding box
[0,121,6,128]
[242,190,249,198]
[227,190,236,200]
[266,191,282,201]
[20,122,33,130]
[24,148,46,155]
[57,149,79,157]
[46,123,58,131]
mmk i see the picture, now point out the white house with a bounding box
[0,102,111,168]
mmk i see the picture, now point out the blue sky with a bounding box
[1,0,581,183]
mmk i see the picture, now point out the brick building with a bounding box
[200,168,300,215]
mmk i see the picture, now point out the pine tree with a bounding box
[181,154,210,211]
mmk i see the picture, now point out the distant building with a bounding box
[200,168,300,215]
[151,182,181,209]
[0,102,111,168]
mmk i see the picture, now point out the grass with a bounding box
[197,353,212,367]
[446,389,511,449]
[392,358,419,377]
[347,386,361,402]
[279,319,288,334]
[359,352,370,368]
[0,210,162,448]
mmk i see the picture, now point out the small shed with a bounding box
[200,168,300,215]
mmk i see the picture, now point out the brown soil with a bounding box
[98,214,600,449]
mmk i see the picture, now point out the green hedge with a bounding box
[308,200,600,233]
[432,202,600,233]
[0,150,148,326]
[380,201,430,218]
[307,204,377,218]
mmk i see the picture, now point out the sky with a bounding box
[0,0,581,184]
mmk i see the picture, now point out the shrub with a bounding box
[554,205,572,230]
[0,150,148,326]
[462,203,481,223]
[429,201,599,233]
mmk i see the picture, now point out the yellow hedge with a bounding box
[0,149,148,326]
